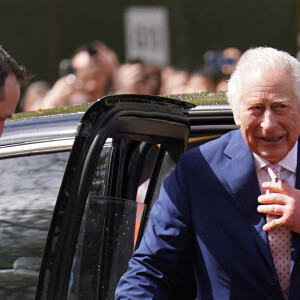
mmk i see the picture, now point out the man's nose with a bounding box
[260,109,276,132]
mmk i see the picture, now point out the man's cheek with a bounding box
[0,120,6,137]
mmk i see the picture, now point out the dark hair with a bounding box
[0,45,28,89]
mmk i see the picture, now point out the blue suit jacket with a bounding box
[116,130,300,300]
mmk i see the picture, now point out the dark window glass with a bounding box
[68,141,176,300]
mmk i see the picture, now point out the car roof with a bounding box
[1,113,84,146]
[0,93,234,157]
[0,105,89,157]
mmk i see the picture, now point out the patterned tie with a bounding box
[266,164,292,300]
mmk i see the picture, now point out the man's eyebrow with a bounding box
[274,98,290,103]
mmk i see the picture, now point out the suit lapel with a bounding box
[222,131,275,270]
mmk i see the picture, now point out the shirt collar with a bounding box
[253,141,298,173]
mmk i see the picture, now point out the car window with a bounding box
[0,151,70,299]
[67,142,114,299]
[67,140,177,300]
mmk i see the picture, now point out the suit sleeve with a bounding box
[115,153,194,299]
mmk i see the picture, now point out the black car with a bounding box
[0,94,236,299]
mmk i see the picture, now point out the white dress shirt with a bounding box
[253,141,298,194]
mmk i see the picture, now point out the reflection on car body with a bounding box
[0,112,85,299]
[0,152,69,299]
[0,93,236,299]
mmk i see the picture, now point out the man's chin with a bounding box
[259,151,286,164]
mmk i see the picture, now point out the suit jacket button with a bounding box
[270,277,277,285]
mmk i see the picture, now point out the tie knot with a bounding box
[267,164,282,182]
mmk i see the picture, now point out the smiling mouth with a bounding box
[261,136,283,142]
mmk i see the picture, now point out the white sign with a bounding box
[124,6,170,66]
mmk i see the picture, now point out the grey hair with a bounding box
[227,47,300,116]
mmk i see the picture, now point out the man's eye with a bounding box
[251,106,262,110]
[248,106,263,115]
[274,104,288,111]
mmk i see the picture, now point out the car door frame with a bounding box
[35,94,194,300]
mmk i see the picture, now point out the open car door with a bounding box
[35,94,195,300]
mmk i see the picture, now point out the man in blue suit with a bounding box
[115,47,300,299]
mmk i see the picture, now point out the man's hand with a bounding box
[257,180,300,234]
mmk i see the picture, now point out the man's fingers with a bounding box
[258,193,287,205]
[262,180,291,195]
[258,181,300,233]
[257,204,284,216]
[262,218,284,232]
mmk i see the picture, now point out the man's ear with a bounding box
[233,113,241,127]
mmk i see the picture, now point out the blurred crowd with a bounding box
[20,41,242,112]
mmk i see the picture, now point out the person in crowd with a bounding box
[38,44,240,109]
[0,45,28,135]
[21,80,50,111]
[202,47,242,92]
[113,59,150,95]
[41,41,119,108]
[159,66,189,94]
[71,40,119,100]
[144,63,162,95]
[221,47,242,76]
[215,76,229,92]
[40,72,91,109]
[213,47,242,92]
[185,69,216,93]
[116,47,300,300]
